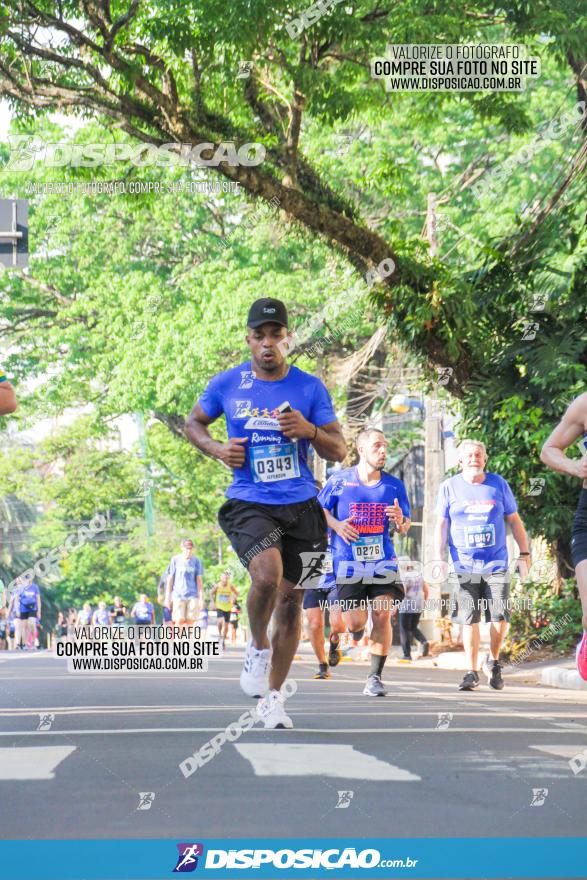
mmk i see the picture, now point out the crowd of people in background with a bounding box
[0,543,245,651]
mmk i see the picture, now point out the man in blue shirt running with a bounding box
[319,427,411,696]
[434,439,531,692]
[164,539,203,627]
[186,298,346,729]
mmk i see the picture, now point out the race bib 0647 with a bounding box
[464,524,496,549]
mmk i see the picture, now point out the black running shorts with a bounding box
[216,609,231,623]
[303,587,339,610]
[449,571,511,624]
[334,560,404,610]
[218,496,327,586]
[16,611,36,620]
[571,488,587,568]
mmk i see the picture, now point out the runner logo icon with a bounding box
[173,843,204,872]
[297,552,327,589]
[335,790,354,808]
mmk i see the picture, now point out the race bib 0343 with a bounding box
[249,443,300,483]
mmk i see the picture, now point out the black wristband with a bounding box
[312,424,318,441]
[519,552,530,556]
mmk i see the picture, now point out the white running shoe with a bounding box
[256,689,293,729]
[240,640,270,697]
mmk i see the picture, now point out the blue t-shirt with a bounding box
[198,362,337,505]
[168,554,203,599]
[93,608,110,626]
[132,601,153,622]
[435,472,518,573]
[17,582,40,614]
[318,467,410,578]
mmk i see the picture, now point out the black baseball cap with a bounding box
[247,298,288,329]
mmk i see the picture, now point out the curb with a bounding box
[541,665,587,691]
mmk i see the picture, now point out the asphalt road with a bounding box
[0,646,586,842]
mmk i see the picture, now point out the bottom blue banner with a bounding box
[0,837,585,879]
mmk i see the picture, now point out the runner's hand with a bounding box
[335,518,360,544]
[516,555,532,582]
[571,457,587,479]
[276,408,314,440]
[219,437,248,467]
[385,498,404,527]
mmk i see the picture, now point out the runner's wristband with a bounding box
[519,552,530,556]
[312,424,318,440]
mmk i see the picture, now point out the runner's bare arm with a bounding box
[397,518,412,536]
[540,393,587,479]
[323,508,340,532]
[434,517,449,564]
[165,574,173,608]
[505,512,530,555]
[276,411,346,461]
[323,507,359,543]
[309,420,346,462]
[185,403,247,468]
[506,512,531,580]
[0,378,17,416]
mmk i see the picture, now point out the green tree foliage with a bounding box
[0,1,585,583]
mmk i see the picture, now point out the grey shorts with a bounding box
[449,571,511,625]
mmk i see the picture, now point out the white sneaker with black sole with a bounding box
[256,689,293,729]
[240,640,270,698]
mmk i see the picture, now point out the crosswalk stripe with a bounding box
[528,744,587,759]
[0,707,585,719]
[0,746,76,779]
[0,726,583,736]
[234,743,421,780]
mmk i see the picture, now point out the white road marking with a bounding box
[0,746,76,779]
[234,743,421,780]
[1,706,584,719]
[0,727,583,736]
[528,744,587,759]
[549,721,587,730]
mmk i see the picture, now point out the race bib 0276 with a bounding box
[351,534,384,561]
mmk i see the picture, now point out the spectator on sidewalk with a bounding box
[398,562,429,661]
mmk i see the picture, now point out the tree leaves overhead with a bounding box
[1,0,585,390]
[0,0,585,583]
